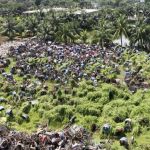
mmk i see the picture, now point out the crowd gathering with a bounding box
[0,117,133,150]
[0,39,149,93]
[0,39,150,149]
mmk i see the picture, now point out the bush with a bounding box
[16,113,23,125]
[76,103,101,116]
[22,103,31,114]
[132,125,142,136]
[40,102,53,111]
[2,84,15,93]
[78,115,98,130]
[72,89,77,96]
[70,79,78,87]
[67,98,82,106]
[57,89,62,97]
[138,117,150,127]
[38,95,52,103]
[78,89,88,97]
[87,91,102,102]
[86,85,95,92]
[43,105,74,125]
[130,104,150,118]
[38,109,44,118]
[108,89,115,100]
[111,142,126,150]
[102,100,127,120]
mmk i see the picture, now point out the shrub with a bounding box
[57,89,62,97]
[43,105,74,125]
[87,91,102,102]
[138,116,150,127]
[72,89,77,96]
[16,113,24,125]
[86,85,95,92]
[76,103,101,116]
[38,109,44,118]
[132,125,142,136]
[78,89,88,97]
[67,98,81,106]
[38,95,52,102]
[2,84,15,93]
[22,103,31,114]
[108,89,115,100]
[70,79,78,87]
[102,100,128,122]
[40,102,53,111]
[130,104,150,118]
[79,80,87,89]
[111,142,125,150]
[78,115,98,130]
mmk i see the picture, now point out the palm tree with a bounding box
[25,15,39,37]
[15,18,26,38]
[35,0,42,8]
[56,22,76,44]
[3,16,16,40]
[124,5,135,18]
[144,25,150,50]
[114,15,128,47]
[37,19,55,43]
[92,19,112,49]
[130,20,150,50]
[79,30,88,43]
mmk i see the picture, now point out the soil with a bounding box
[0,36,27,57]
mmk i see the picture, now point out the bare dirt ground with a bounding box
[0,36,8,45]
[0,37,27,57]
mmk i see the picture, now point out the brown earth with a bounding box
[0,36,27,57]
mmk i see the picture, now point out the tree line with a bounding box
[0,1,150,51]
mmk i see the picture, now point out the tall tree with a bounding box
[56,22,76,44]
[37,18,55,43]
[130,20,150,50]
[35,0,42,8]
[114,15,128,47]
[79,30,88,44]
[25,15,39,37]
[3,16,16,40]
[92,19,112,49]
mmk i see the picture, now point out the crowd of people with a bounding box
[0,39,149,149]
[0,118,133,150]
[0,122,97,150]
[0,39,149,92]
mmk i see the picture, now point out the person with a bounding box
[102,124,111,136]
[69,116,76,124]
[120,137,129,149]
[124,118,132,132]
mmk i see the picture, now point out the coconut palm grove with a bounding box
[0,0,150,149]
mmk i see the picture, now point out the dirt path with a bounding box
[23,8,99,14]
